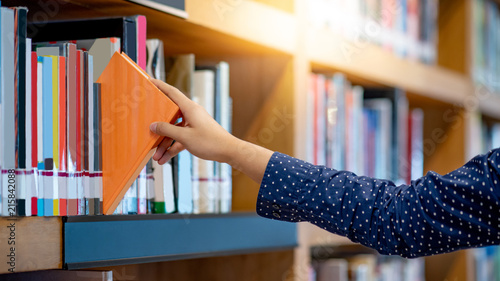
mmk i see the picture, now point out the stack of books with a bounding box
[472,0,500,92]
[0,8,233,216]
[307,0,438,64]
[307,73,424,184]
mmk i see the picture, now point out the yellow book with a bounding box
[50,56,59,170]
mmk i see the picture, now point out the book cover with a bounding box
[97,51,181,215]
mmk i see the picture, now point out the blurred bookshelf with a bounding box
[0,0,499,280]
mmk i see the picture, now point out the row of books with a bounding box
[113,41,233,215]
[0,8,232,216]
[311,254,425,281]
[307,0,438,64]
[307,73,424,184]
[474,245,500,281]
[0,7,145,216]
[473,0,500,92]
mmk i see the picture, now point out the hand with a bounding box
[149,78,273,184]
[149,78,238,165]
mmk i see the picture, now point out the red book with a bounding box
[76,50,82,171]
[59,57,68,217]
[31,52,38,168]
[59,57,67,171]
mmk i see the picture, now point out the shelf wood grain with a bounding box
[0,217,63,274]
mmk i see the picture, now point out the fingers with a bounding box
[150,121,185,141]
[157,141,185,165]
[153,137,174,161]
[150,78,191,109]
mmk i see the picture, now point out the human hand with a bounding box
[149,78,239,165]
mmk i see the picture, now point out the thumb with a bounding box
[150,121,185,140]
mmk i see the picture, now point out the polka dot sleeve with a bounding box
[257,150,500,258]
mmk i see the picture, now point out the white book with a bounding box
[192,70,216,213]
[163,161,175,213]
[152,160,166,213]
[137,167,148,214]
[410,108,424,180]
[218,62,232,213]
[177,150,193,214]
[1,8,16,216]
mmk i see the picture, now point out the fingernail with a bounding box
[150,122,157,132]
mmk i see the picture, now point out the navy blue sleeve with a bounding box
[256,149,500,258]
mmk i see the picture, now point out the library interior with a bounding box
[0,0,499,280]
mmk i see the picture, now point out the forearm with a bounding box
[223,137,274,184]
[257,150,500,258]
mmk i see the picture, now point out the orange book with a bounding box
[97,51,181,215]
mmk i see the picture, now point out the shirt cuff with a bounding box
[256,152,313,222]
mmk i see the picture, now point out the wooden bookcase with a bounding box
[2,0,498,280]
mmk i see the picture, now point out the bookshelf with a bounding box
[2,0,499,280]
[63,213,296,269]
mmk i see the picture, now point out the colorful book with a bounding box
[97,52,181,215]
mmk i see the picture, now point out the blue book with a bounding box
[40,56,53,165]
[40,56,54,216]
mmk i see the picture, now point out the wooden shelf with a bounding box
[63,212,297,270]
[0,217,63,274]
[306,26,473,105]
[8,0,297,58]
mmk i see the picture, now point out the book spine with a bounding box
[25,38,32,216]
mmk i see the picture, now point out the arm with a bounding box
[258,150,500,258]
[149,78,273,184]
[149,79,500,258]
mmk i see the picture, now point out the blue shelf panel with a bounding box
[64,213,297,269]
